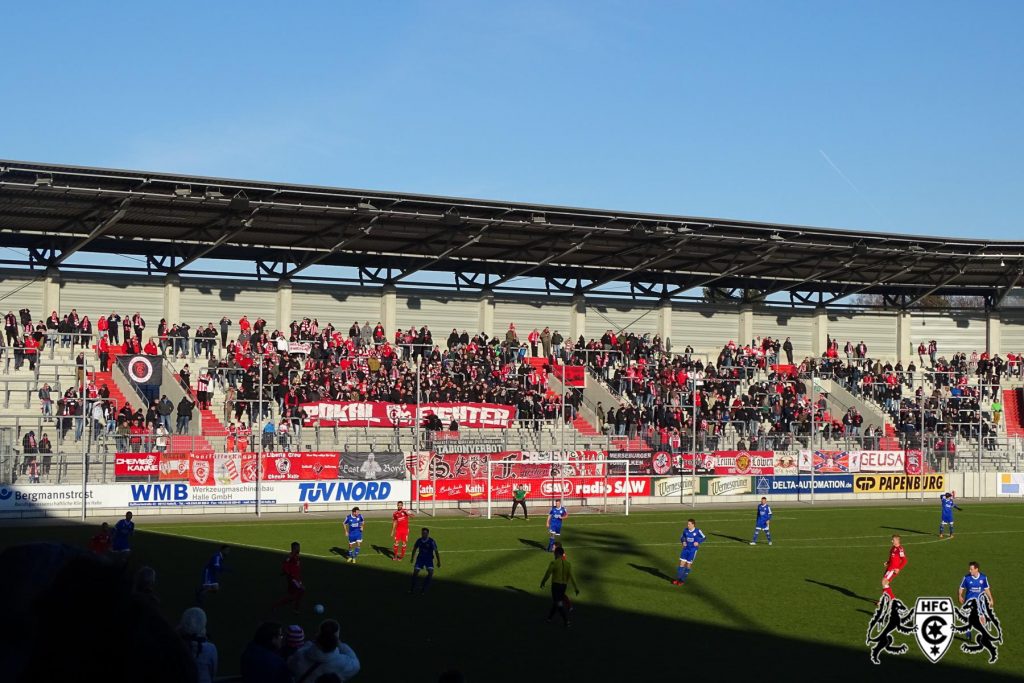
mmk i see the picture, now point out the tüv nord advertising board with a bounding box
[0,481,410,511]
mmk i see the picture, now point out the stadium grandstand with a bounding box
[1,160,1023,502]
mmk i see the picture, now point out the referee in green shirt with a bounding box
[540,546,579,626]
[510,483,528,520]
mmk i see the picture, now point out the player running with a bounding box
[409,528,441,594]
[673,518,705,586]
[344,506,365,563]
[272,541,304,612]
[391,501,415,561]
[750,496,773,545]
[939,492,962,538]
[880,534,907,602]
[88,522,112,555]
[111,511,135,557]
[546,498,567,552]
[196,545,229,605]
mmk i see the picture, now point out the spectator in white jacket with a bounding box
[288,619,360,681]
[178,606,218,683]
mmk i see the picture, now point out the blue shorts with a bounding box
[941,516,954,524]
[680,548,698,563]
[756,520,770,529]
[414,558,434,571]
[348,531,363,543]
[549,523,563,535]
[202,570,219,586]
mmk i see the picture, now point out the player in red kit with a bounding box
[880,534,907,602]
[391,501,415,560]
[272,541,305,612]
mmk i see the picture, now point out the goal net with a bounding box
[485,456,634,519]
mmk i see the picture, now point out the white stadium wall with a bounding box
[62,275,164,324]
[672,305,737,356]
[180,281,277,329]
[909,311,988,354]
[1000,311,1024,352]
[753,310,814,357]
[396,292,479,337]
[494,298,573,340]
[585,298,659,339]
[291,286,381,328]
[0,273,44,315]
[828,311,900,359]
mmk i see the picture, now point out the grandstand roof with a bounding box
[1,159,1021,307]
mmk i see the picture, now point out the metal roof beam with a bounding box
[994,267,1024,309]
[901,262,972,310]
[388,227,491,284]
[172,207,262,272]
[489,239,590,287]
[52,197,133,266]
[283,217,379,279]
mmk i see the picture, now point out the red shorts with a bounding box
[395,529,409,543]
[883,570,898,582]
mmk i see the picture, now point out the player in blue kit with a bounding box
[673,518,705,586]
[111,511,135,556]
[344,507,365,563]
[750,496,773,545]
[939,492,962,538]
[410,527,441,594]
[546,499,567,552]
[196,545,229,604]
[959,561,994,609]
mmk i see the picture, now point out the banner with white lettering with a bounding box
[850,451,906,473]
[337,452,406,480]
[300,401,515,429]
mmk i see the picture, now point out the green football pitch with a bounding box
[3,502,1023,681]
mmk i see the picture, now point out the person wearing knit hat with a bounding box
[284,624,306,657]
[177,607,218,683]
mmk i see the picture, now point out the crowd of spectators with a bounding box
[7,302,1020,467]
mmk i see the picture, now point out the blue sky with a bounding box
[2,1,1022,239]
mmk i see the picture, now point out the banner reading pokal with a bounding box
[300,402,514,429]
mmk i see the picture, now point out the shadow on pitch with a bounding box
[880,526,928,536]
[708,532,749,544]
[805,579,877,604]
[370,544,396,559]
[1,525,1016,683]
[329,546,351,559]
[518,538,547,551]
[628,563,674,583]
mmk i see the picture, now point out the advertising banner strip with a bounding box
[754,475,854,494]
[299,401,515,429]
[0,481,411,511]
[997,473,1024,496]
[412,476,651,501]
[852,474,946,494]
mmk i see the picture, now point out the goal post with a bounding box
[485,457,632,519]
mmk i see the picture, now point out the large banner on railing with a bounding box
[114,453,161,478]
[117,452,340,484]
[412,476,651,501]
[799,450,855,473]
[712,451,775,476]
[337,452,406,480]
[850,451,905,473]
[300,401,515,429]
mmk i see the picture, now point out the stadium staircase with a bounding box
[1002,389,1024,438]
